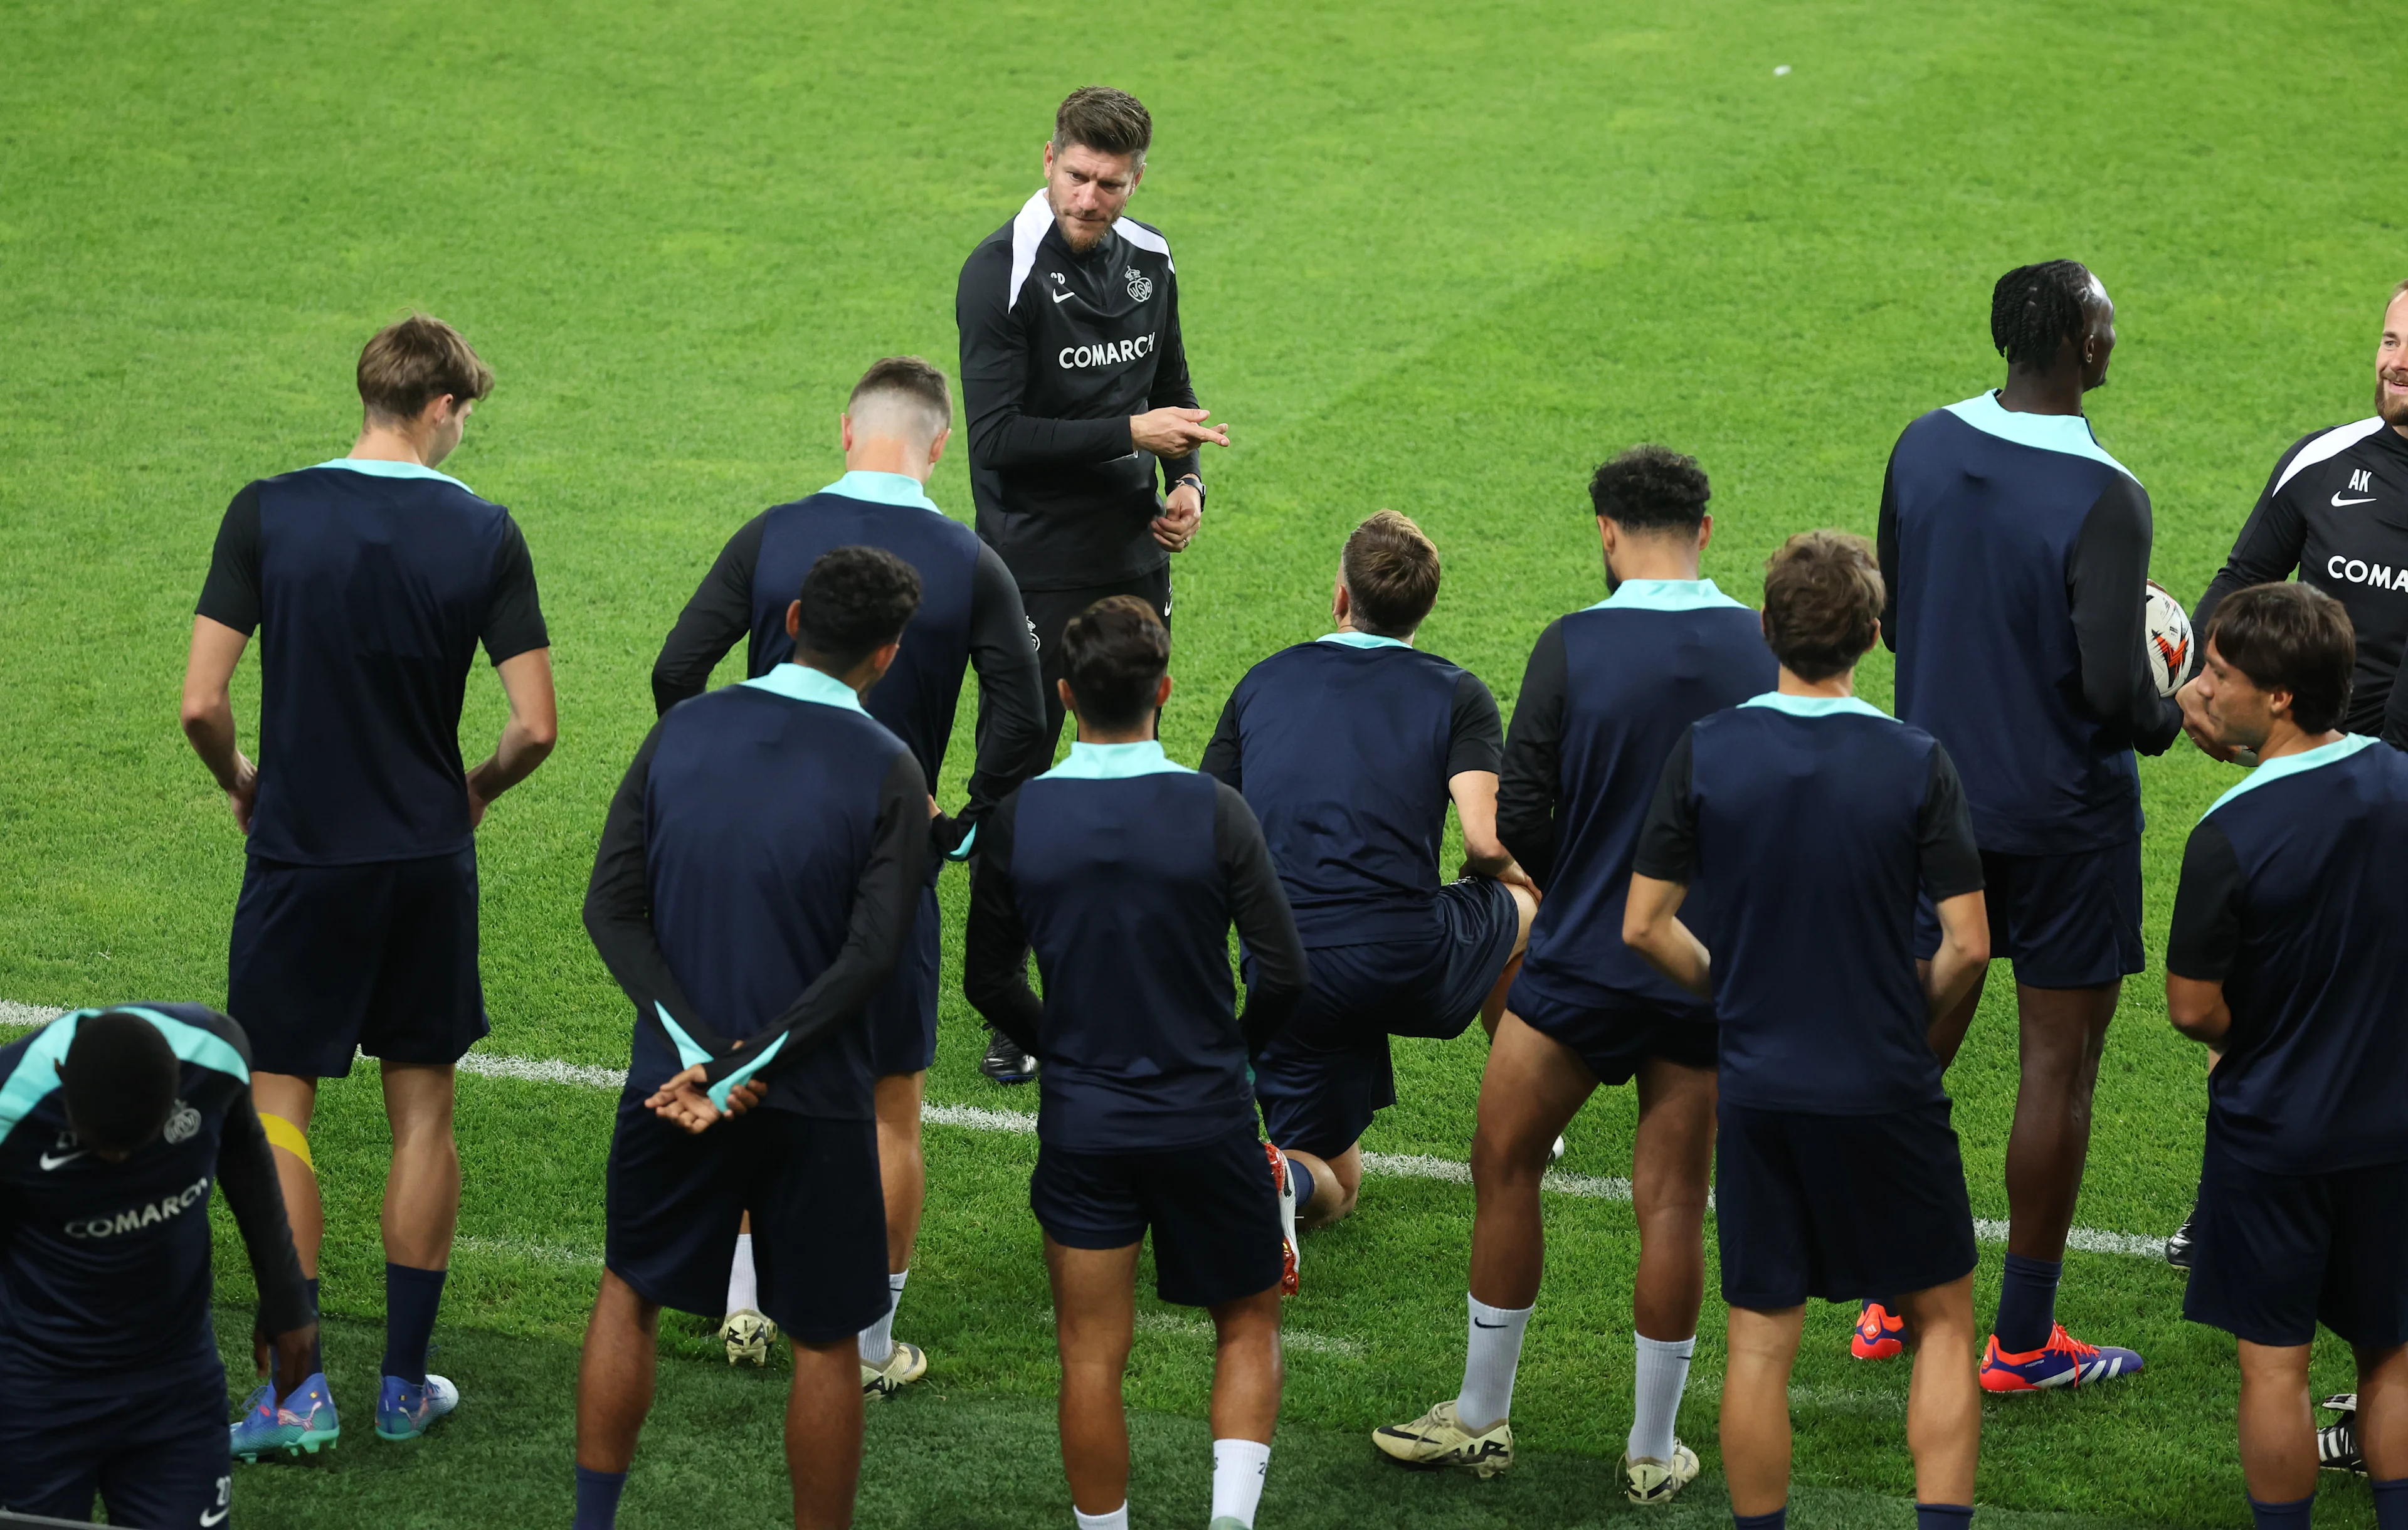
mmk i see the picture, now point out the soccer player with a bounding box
[1875,261,2176,1385]
[1199,510,1535,1245]
[963,598,1307,1530]
[2163,583,2408,1530]
[574,547,933,1530]
[180,315,557,1444]
[649,356,1048,1379]
[0,1005,316,1524]
[1373,446,1773,1503]
[1624,531,1989,1530]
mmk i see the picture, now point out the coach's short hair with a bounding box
[1060,595,1169,729]
[1761,531,1884,682]
[848,357,952,445]
[1341,511,1442,638]
[2205,583,2355,733]
[61,1011,179,1156]
[1590,445,1711,534]
[795,546,921,670]
[1054,87,1151,162]
[357,314,494,422]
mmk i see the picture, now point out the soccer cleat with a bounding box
[862,1339,928,1397]
[1852,1301,1906,1361]
[722,1308,778,1367]
[1624,1442,1700,1506]
[374,1372,459,1441]
[1267,1142,1300,1295]
[2320,1393,2365,1474]
[1978,1325,2143,1391]
[231,1373,340,1461]
[1372,1399,1514,1479]
[1548,1135,1567,1164]
[980,1028,1036,1085]
[2165,1209,2196,1270]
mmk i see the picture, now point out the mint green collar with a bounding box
[818,470,942,514]
[1317,631,1412,650]
[310,457,473,493]
[1588,578,1746,613]
[741,663,867,714]
[1740,692,1895,722]
[1943,393,2136,483]
[1040,740,1191,780]
[2205,734,2379,820]
[0,1005,250,1148]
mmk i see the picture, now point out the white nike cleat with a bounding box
[1548,1135,1566,1164]
[1266,1142,1300,1295]
[722,1309,778,1367]
[1624,1442,1700,1505]
[1372,1399,1513,1478]
[862,1339,928,1397]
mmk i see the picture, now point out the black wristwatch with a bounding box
[1175,472,1207,505]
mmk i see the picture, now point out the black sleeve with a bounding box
[2383,672,2408,753]
[1876,453,1901,652]
[954,543,1050,843]
[2165,820,2245,981]
[1216,780,1308,1056]
[581,724,717,1053]
[1497,620,1568,884]
[1630,728,1699,884]
[1144,266,1202,487]
[2194,436,2314,634]
[1916,744,1986,900]
[1197,687,1245,790]
[962,790,1045,1051]
[652,514,766,716]
[1447,670,1506,778]
[480,515,551,665]
[196,483,265,634]
[2067,476,2182,755]
[958,244,1138,471]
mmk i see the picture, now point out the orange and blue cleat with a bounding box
[1979,1324,2143,1391]
[1851,1301,1906,1360]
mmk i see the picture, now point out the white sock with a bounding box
[725,1233,758,1317]
[1627,1331,1696,1463]
[860,1269,908,1364]
[1210,1438,1271,1528]
[1457,1295,1533,1433]
[1072,1504,1128,1530]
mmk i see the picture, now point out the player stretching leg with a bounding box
[576,549,934,1530]
[1625,532,1989,1530]
[0,1006,315,1522]
[1874,263,2177,1383]
[650,357,1047,1378]
[1200,511,1536,1251]
[2164,585,2408,1530]
[965,599,1307,1530]
[180,315,557,1447]
[1372,447,1771,1502]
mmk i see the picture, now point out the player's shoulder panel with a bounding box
[1112,214,1175,269]
[2268,417,2392,501]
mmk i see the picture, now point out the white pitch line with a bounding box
[0,1005,2175,1258]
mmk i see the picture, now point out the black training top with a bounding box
[956,191,1200,593]
[196,460,549,865]
[2193,419,2408,746]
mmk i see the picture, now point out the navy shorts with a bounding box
[1031,1126,1286,1308]
[1509,984,1716,1087]
[867,884,940,1077]
[228,847,488,1078]
[1251,878,1521,1158]
[0,1368,230,1527]
[2184,1130,2408,1349]
[1913,841,2143,989]
[1716,1099,1978,1310]
[605,1099,888,1343]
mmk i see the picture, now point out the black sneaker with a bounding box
[2320,1394,2364,1474]
[980,1028,1036,1085]
[2164,1208,2196,1269]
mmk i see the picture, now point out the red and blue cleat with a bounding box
[1979,1324,2143,1391]
[1851,1302,1906,1361]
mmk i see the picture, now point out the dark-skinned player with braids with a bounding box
[1870,261,2180,1391]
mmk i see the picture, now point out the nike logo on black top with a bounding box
[2335,494,2376,506]
[38,1149,88,1171]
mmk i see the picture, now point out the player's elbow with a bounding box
[177,685,225,737]
[2166,976,2226,1040]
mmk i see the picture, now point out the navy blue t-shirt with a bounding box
[1634,695,1984,1114]
[1497,579,1777,1017]
[2167,736,2408,1173]
[196,460,549,865]
[1199,635,1503,947]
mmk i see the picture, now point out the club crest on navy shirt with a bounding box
[1125,266,1154,302]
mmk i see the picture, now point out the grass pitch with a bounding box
[3,0,2402,1524]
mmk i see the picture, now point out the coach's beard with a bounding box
[2378,372,2408,428]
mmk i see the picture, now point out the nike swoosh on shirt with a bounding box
[1050,289,1074,303]
[2334,494,2377,506]
[38,1149,88,1170]
[202,1509,230,1526]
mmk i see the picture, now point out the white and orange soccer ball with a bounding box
[2145,579,2197,697]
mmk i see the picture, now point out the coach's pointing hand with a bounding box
[1131,406,1230,458]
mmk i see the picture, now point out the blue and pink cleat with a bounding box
[1980,1325,2143,1391]
[230,1371,341,1461]
[375,1372,461,1441]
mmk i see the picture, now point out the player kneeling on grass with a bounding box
[1200,510,1536,1253]
[0,1006,315,1524]
[2163,583,2408,1530]
[1623,532,1989,1530]
[964,597,1309,1530]
[574,547,936,1530]
[1374,445,1774,1503]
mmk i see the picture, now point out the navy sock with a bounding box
[1287,1156,1316,1213]
[2248,1494,2313,1529]
[305,1276,322,1377]
[1918,1504,1975,1529]
[573,1465,628,1530]
[381,1262,448,1385]
[1733,1509,1787,1530]
[2373,1476,2408,1530]
[1994,1252,2061,1354]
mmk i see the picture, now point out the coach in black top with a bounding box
[964,598,1306,1530]
[957,85,1230,751]
[574,548,931,1530]
[181,315,556,1445]
[1625,531,1988,1530]
[2188,282,2408,751]
[2165,583,2408,1529]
